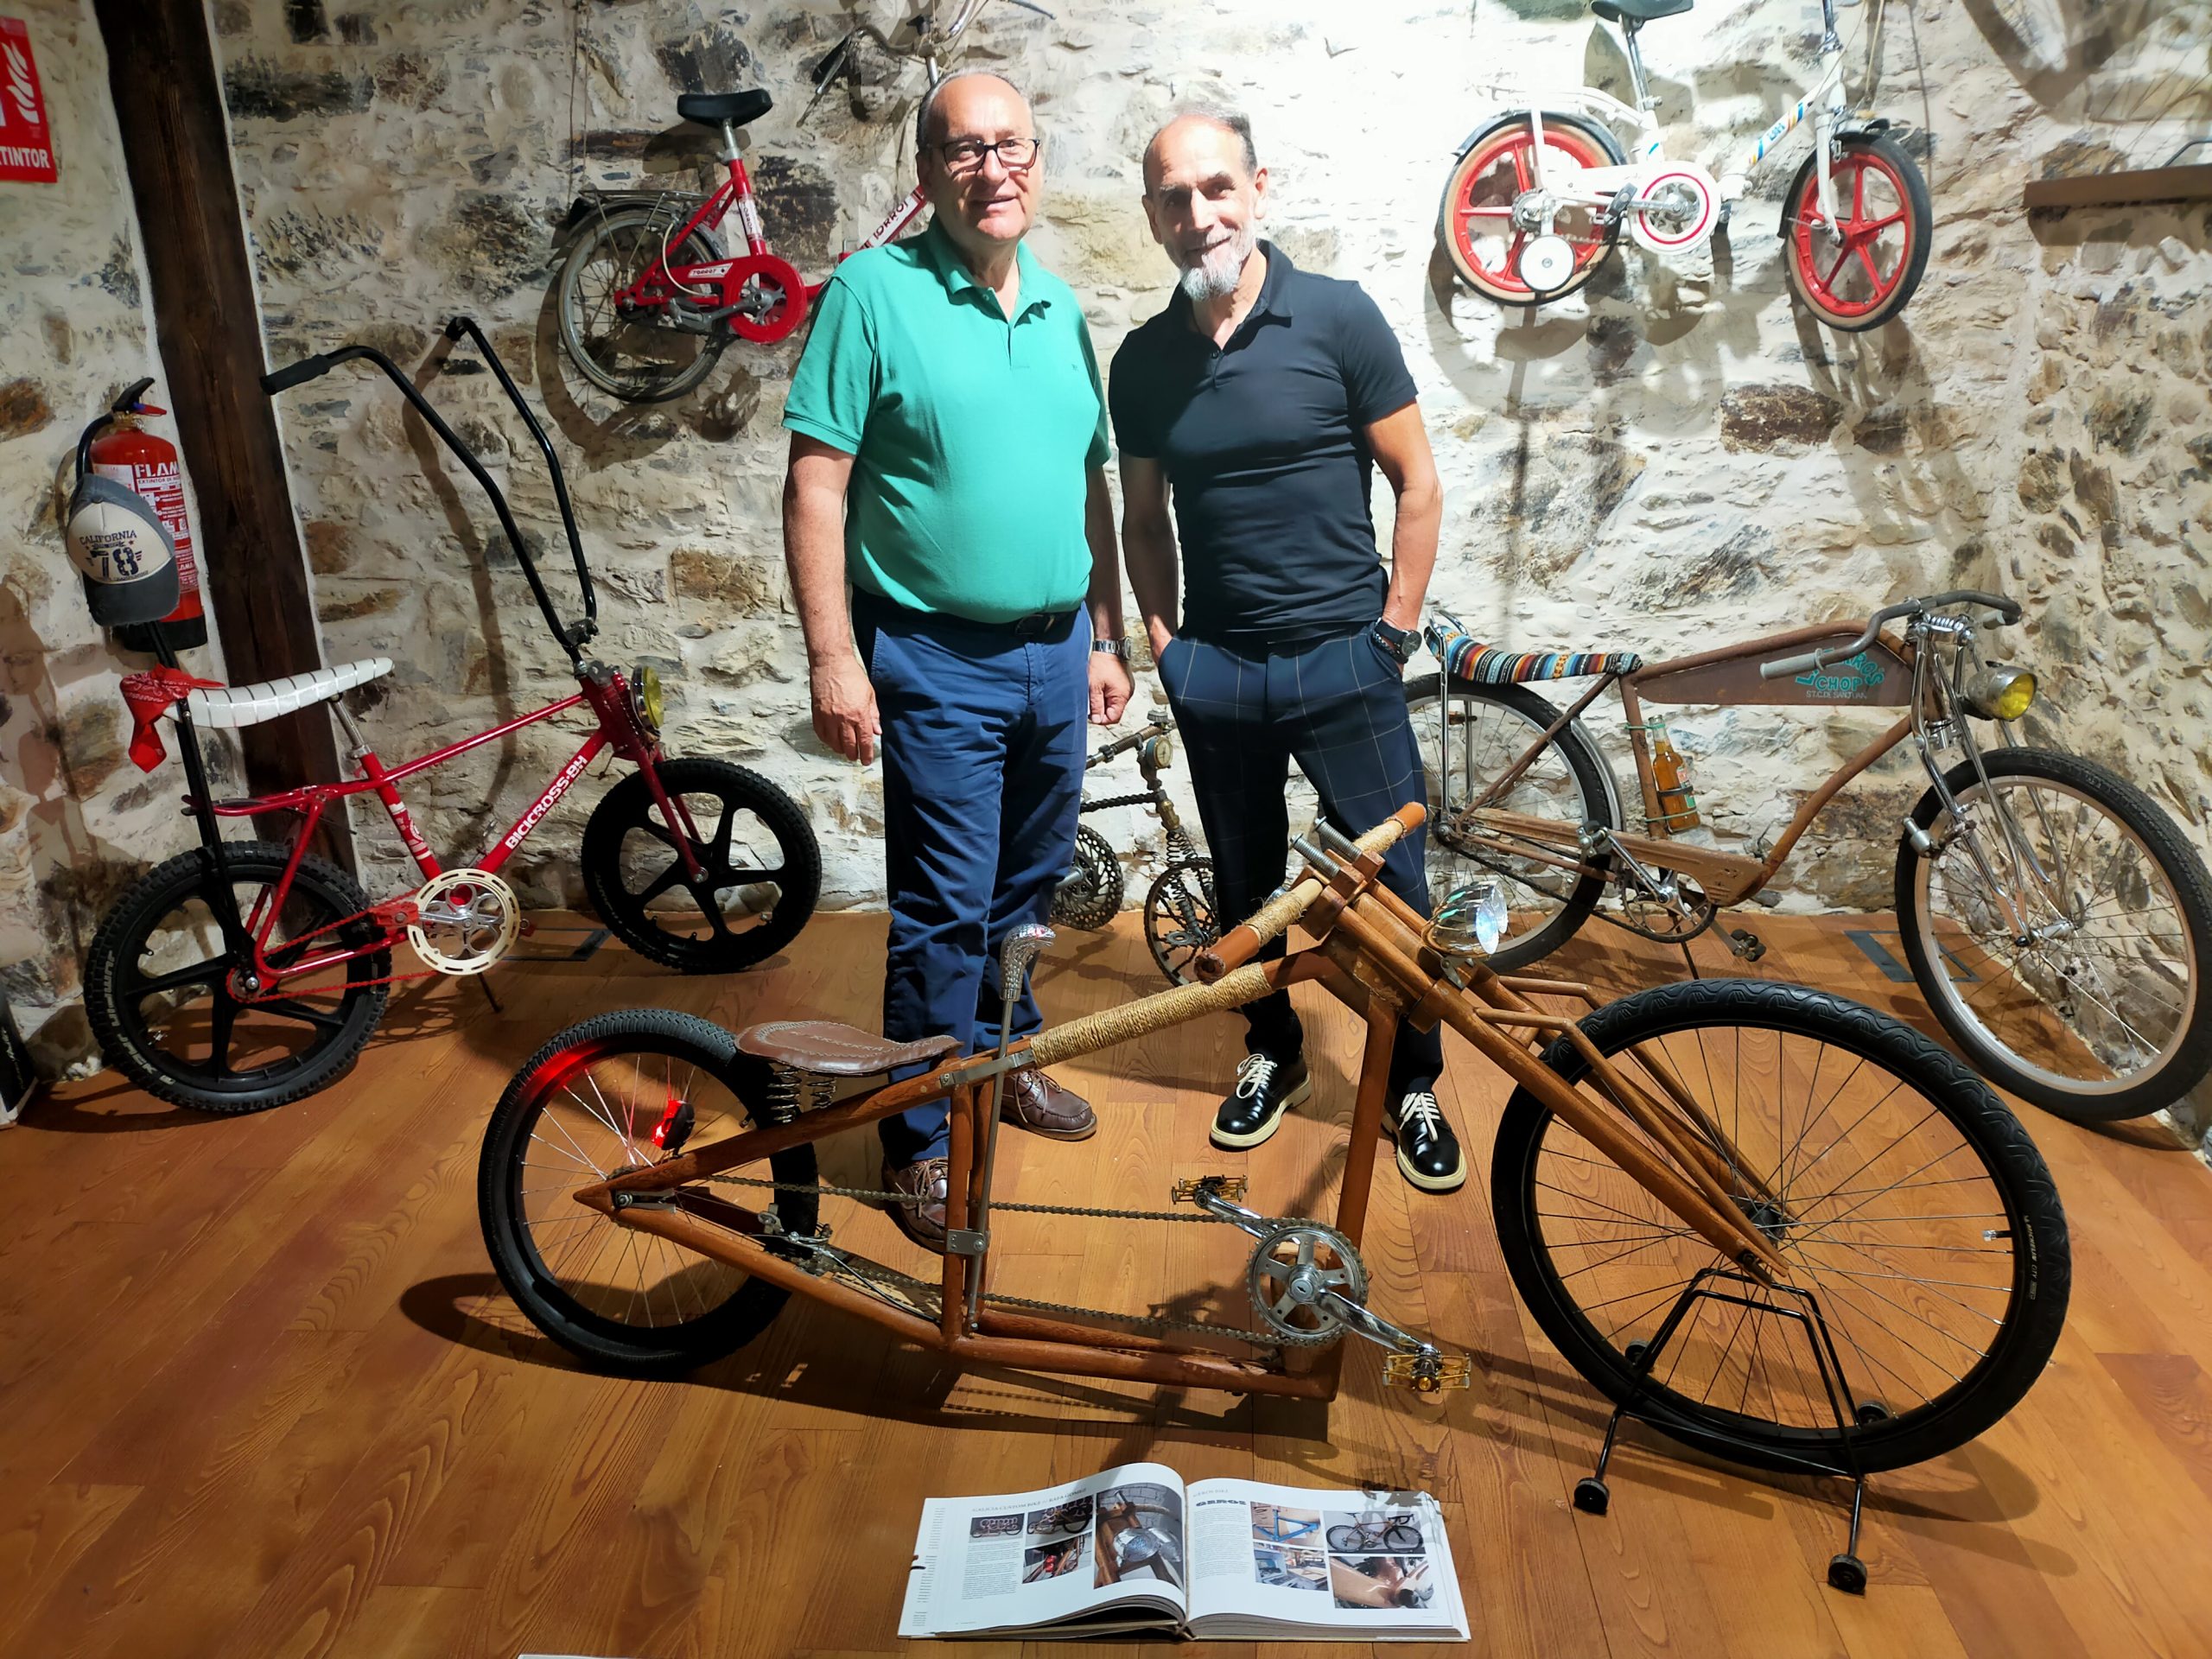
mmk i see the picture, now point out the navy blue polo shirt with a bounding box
[1107,242,1418,652]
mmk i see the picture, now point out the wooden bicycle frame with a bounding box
[566,809,1787,1402]
[1446,620,1925,911]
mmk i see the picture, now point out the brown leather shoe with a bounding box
[1003,1071,1097,1141]
[882,1157,950,1254]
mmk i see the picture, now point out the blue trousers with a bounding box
[1158,626,1445,1096]
[854,594,1090,1165]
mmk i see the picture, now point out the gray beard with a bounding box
[1176,232,1254,302]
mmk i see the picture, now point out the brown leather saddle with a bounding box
[734,1020,957,1078]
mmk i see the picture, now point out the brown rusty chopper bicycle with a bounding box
[478,809,2069,1590]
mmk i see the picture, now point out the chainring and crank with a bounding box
[406,866,522,975]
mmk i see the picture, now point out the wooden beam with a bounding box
[92,0,351,868]
[2024,163,2212,211]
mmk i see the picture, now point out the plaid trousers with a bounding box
[1159,626,1444,1094]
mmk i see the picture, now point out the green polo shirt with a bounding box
[782,223,1109,623]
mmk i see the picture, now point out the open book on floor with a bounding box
[898,1459,1468,1642]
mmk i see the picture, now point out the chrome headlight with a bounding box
[1961,664,2036,721]
[1431,879,1508,958]
[631,662,664,736]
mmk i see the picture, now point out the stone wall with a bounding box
[203,0,2212,921]
[3,0,2208,1082]
[0,0,235,1066]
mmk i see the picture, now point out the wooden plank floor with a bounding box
[3,910,2210,1658]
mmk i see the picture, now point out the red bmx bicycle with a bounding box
[554,0,1044,402]
[84,318,820,1114]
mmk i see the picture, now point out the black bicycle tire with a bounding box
[1381,1522,1423,1552]
[478,1007,817,1376]
[556,208,726,404]
[84,839,391,1113]
[1896,747,2212,1121]
[1402,674,1614,971]
[1781,133,1932,333]
[1051,823,1125,930]
[1435,111,1627,302]
[1492,978,2069,1474]
[1324,1525,1364,1553]
[580,756,823,974]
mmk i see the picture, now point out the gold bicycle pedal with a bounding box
[1384,1351,1473,1393]
[1173,1175,1249,1204]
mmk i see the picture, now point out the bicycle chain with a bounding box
[705,1172,1342,1347]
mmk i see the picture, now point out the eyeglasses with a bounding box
[933,135,1042,175]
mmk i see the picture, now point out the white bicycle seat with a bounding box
[183,658,394,729]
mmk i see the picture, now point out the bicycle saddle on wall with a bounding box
[1592,0,1693,24]
[677,89,773,129]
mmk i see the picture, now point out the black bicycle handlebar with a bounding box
[260,354,341,395]
[261,323,596,664]
[1758,589,2022,681]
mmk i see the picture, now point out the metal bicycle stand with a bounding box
[1569,1267,1884,1595]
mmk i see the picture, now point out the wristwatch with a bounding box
[1371,618,1420,665]
[1092,638,1129,659]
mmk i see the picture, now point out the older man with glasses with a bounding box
[1109,108,1464,1194]
[782,71,1132,1253]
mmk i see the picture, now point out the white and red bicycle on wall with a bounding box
[1438,0,1931,332]
[555,0,1048,403]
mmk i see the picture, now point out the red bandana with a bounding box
[119,667,223,771]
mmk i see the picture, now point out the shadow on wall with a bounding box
[1960,0,2209,117]
[0,585,192,1069]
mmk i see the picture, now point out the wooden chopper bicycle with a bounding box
[480,808,2069,1588]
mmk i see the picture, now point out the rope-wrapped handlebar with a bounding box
[1025,962,1276,1068]
[1192,805,1422,983]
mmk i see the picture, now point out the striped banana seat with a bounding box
[1425,620,1642,684]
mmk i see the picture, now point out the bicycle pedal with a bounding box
[1384,1351,1472,1394]
[1173,1175,1248,1204]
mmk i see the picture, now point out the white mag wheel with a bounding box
[407,868,521,976]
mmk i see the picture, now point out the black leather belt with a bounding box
[855,589,1078,640]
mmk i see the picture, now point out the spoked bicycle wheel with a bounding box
[581,756,822,974]
[1144,855,1218,985]
[1897,747,2212,1121]
[1402,675,1615,971]
[83,840,391,1113]
[556,207,725,403]
[1781,133,1931,333]
[1435,112,1624,303]
[1493,979,2069,1474]
[479,1009,818,1376]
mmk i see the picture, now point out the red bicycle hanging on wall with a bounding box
[83,318,820,1114]
[554,0,1047,402]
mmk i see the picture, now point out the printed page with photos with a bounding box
[1183,1483,1468,1642]
[897,1462,1192,1638]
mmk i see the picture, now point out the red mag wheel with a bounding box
[1436,112,1624,305]
[1783,134,1932,333]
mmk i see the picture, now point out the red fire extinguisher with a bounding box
[86,379,208,653]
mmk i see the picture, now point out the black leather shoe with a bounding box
[1389,1090,1466,1192]
[1211,1053,1312,1150]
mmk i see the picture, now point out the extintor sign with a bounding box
[0,16,57,184]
